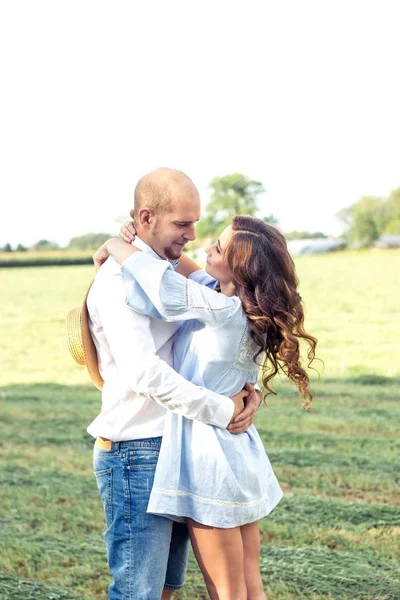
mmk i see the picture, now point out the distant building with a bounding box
[374,235,400,249]
[287,238,347,256]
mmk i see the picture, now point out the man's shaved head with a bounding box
[134,167,199,216]
[131,167,201,260]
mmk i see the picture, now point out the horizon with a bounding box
[2,176,399,248]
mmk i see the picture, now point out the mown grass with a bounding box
[1,249,399,599]
[1,381,399,599]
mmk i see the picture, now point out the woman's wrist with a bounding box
[107,237,140,265]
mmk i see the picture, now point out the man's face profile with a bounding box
[152,193,200,260]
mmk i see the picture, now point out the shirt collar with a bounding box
[133,236,160,258]
[134,236,179,270]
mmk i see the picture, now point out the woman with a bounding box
[94,216,317,600]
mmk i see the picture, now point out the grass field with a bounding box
[0,249,399,599]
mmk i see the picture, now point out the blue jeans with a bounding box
[94,437,189,600]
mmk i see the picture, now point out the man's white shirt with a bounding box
[86,237,235,441]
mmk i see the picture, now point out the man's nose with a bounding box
[183,224,196,241]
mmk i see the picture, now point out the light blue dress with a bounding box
[121,253,283,528]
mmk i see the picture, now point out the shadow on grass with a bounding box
[336,374,400,387]
[0,574,80,600]
[0,382,99,403]
[0,383,99,447]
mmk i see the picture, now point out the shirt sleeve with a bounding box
[93,268,234,428]
[121,252,241,328]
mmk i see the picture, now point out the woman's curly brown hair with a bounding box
[224,216,318,408]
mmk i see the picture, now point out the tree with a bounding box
[262,214,279,226]
[68,233,112,251]
[381,188,400,234]
[284,231,328,241]
[2,243,12,252]
[337,189,400,246]
[16,244,27,252]
[337,196,384,247]
[196,173,271,239]
[32,240,59,251]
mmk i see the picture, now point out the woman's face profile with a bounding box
[205,225,233,285]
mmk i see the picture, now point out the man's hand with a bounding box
[120,220,136,244]
[227,383,263,434]
[93,242,111,272]
[228,388,249,424]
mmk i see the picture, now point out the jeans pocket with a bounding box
[95,468,113,526]
[129,449,159,470]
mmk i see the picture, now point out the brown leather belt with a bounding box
[96,437,112,451]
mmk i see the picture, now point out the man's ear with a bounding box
[136,207,153,228]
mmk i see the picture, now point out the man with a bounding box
[87,167,259,600]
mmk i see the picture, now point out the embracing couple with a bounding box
[86,167,317,600]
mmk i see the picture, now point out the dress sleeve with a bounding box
[188,269,219,289]
[121,253,241,328]
[88,266,234,428]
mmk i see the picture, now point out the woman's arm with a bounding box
[174,253,202,277]
[93,238,140,271]
[119,219,202,278]
[121,252,240,328]
[93,238,239,327]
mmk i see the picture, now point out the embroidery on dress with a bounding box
[234,329,259,371]
[152,487,267,507]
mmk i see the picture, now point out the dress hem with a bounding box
[147,488,284,529]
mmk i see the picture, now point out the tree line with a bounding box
[337,187,400,247]
[1,233,112,253]
[2,175,399,252]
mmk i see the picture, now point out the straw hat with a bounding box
[65,280,104,390]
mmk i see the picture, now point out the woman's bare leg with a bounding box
[240,522,266,600]
[187,519,247,600]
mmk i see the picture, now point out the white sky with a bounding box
[1,0,399,247]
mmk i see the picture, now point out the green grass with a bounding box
[1,250,399,599]
[0,250,93,267]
